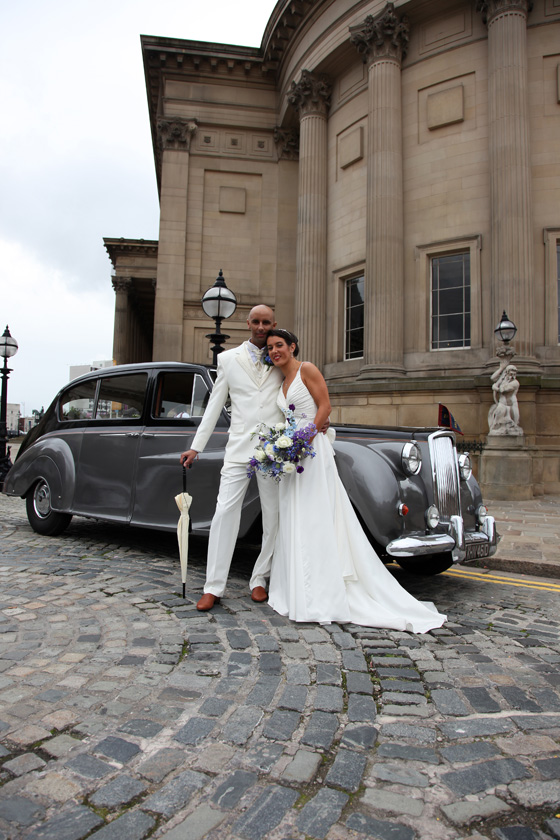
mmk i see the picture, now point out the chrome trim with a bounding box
[428,431,461,520]
[450,514,465,562]
[401,441,422,476]
[481,515,499,545]
[386,533,455,557]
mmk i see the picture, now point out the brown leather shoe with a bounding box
[251,586,268,603]
[196,593,221,611]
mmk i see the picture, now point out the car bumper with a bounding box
[386,515,500,562]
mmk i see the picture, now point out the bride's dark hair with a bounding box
[266,328,299,358]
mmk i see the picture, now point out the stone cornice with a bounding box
[261,0,318,67]
[274,128,300,160]
[142,35,277,193]
[157,118,198,152]
[104,238,158,270]
[349,2,409,65]
[288,70,332,118]
[476,0,533,25]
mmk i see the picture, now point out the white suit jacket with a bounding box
[191,342,284,464]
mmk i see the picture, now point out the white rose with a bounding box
[265,443,275,458]
[283,462,296,474]
[276,435,292,449]
[254,449,267,462]
[275,422,287,431]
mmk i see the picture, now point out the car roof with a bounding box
[66,361,214,387]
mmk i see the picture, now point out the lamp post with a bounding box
[201,269,237,366]
[488,310,522,436]
[494,310,518,345]
[0,325,19,483]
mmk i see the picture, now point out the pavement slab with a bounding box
[1,492,560,838]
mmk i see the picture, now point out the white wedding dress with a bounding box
[267,368,447,633]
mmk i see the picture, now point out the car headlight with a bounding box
[476,504,488,525]
[458,452,472,481]
[402,442,422,476]
[426,504,440,529]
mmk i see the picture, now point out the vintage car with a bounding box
[3,362,499,575]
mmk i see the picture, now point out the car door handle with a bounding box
[126,432,141,438]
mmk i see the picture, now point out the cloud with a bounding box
[1,0,278,413]
[2,238,114,412]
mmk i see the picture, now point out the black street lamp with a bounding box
[0,325,19,483]
[494,311,518,344]
[201,269,237,366]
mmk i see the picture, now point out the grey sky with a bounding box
[1,0,277,413]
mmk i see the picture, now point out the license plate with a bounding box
[465,542,491,560]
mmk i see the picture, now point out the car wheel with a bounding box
[26,479,72,536]
[397,553,454,576]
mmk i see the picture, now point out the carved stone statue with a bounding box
[488,350,523,436]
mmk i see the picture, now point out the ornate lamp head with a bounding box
[494,311,517,344]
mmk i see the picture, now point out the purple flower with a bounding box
[289,404,295,411]
[296,465,304,473]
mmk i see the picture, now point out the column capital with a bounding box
[157,118,198,151]
[476,0,532,25]
[112,277,132,294]
[288,70,332,118]
[349,2,409,66]
[274,128,300,160]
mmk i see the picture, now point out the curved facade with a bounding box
[111,0,560,491]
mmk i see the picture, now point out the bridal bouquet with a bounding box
[247,404,316,481]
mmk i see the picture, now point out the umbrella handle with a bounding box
[182,465,187,493]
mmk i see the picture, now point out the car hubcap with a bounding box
[33,481,51,518]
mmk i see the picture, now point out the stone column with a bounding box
[288,71,331,368]
[478,0,535,363]
[350,3,409,378]
[111,277,132,365]
[153,119,198,361]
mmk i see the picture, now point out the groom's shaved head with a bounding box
[248,304,275,322]
[247,304,277,347]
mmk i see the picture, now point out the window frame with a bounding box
[343,272,365,362]
[430,251,472,351]
[415,235,482,354]
[544,228,560,346]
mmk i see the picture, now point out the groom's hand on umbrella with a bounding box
[180,449,199,468]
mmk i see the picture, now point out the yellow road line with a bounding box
[443,567,560,592]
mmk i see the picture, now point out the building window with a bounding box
[543,229,560,347]
[345,275,364,359]
[431,252,471,350]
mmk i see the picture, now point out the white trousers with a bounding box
[204,462,279,597]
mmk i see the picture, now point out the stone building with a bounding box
[107,0,560,493]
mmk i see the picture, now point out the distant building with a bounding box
[69,360,114,382]
[6,403,20,435]
[68,360,114,418]
[106,0,560,494]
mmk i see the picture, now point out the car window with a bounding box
[95,373,147,420]
[192,374,211,417]
[154,371,210,419]
[60,380,99,421]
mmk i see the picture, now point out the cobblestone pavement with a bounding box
[1,493,560,840]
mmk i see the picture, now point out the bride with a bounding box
[262,328,446,633]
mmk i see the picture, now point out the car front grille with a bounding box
[429,432,461,520]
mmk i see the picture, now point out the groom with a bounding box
[180,304,284,611]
